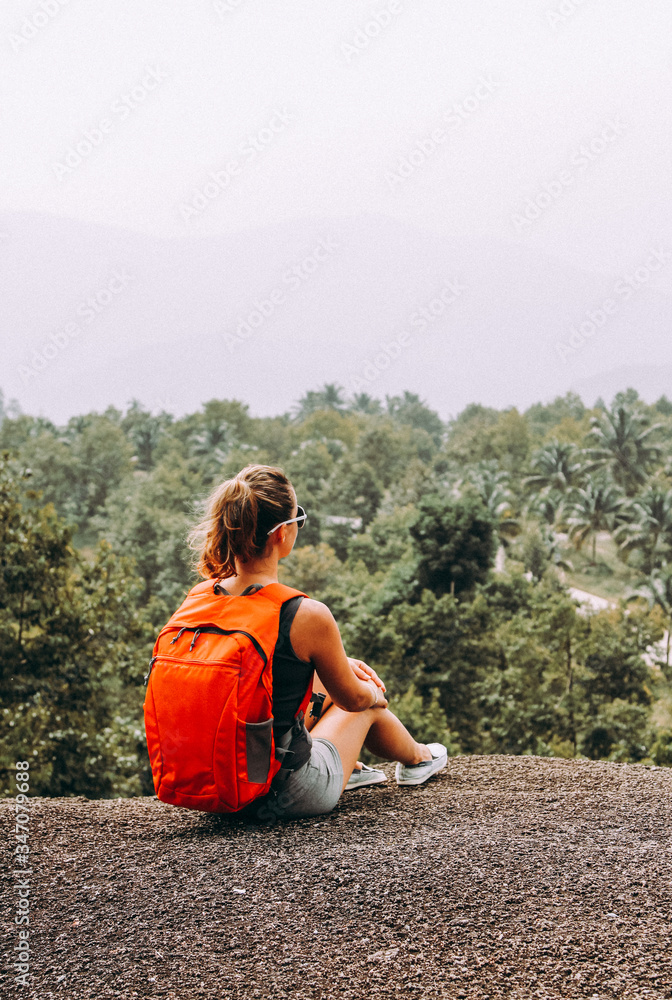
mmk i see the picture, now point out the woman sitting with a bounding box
[188,464,447,821]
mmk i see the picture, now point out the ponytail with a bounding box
[188,465,295,579]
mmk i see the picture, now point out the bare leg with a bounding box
[305,675,365,772]
[310,705,431,792]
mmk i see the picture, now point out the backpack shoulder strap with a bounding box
[254,582,309,607]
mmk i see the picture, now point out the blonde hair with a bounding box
[188,465,295,579]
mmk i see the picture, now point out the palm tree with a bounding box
[350,393,382,415]
[293,383,347,420]
[542,526,574,575]
[189,419,231,467]
[458,462,519,548]
[524,492,561,527]
[520,522,573,581]
[319,383,346,410]
[524,440,584,494]
[564,481,626,562]
[629,567,672,667]
[583,405,662,495]
[614,486,672,573]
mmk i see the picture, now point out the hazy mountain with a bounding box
[2,210,670,422]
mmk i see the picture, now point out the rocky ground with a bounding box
[2,754,672,1000]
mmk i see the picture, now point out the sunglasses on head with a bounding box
[266,505,307,535]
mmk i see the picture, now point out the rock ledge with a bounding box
[2,755,672,999]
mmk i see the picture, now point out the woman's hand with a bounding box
[348,658,387,701]
[292,598,388,713]
[347,657,386,690]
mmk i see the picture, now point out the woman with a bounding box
[188,464,447,821]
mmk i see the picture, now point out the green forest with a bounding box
[3,383,672,799]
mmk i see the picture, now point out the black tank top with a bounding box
[221,585,314,736]
[272,594,315,734]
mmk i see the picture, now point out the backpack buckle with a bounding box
[309,691,326,721]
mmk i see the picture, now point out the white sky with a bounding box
[1,0,672,418]
[2,0,670,264]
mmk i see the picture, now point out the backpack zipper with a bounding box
[162,626,267,663]
[144,656,157,686]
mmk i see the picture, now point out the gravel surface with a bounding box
[2,755,672,1000]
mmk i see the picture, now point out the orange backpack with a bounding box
[143,579,309,813]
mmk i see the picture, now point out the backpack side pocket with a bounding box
[245,718,273,783]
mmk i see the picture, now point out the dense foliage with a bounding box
[3,385,672,797]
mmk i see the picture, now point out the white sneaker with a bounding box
[345,764,387,791]
[395,743,448,786]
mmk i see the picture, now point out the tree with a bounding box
[245,415,292,465]
[93,453,197,622]
[443,405,529,471]
[457,462,520,550]
[488,408,531,473]
[443,403,499,465]
[612,388,644,411]
[564,481,625,562]
[0,414,55,454]
[524,440,584,495]
[654,395,672,417]
[293,383,347,420]
[63,414,135,525]
[377,588,495,750]
[354,420,434,490]
[8,429,80,525]
[583,405,662,495]
[387,684,460,753]
[0,454,151,797]
[475,605,560,756]
[279,543,344,603]
[348,505,416,575]
[409,492,496,597]
[284,440,335,547]
[614,486,672,573]
[524,492,562,528]
[629,567,672,668]
[189,419,231,466]
[576,608,656,761]
[326,456,383,529]
[516,523,573,582]
[350,393,382,415]
[524,392,586,440]
[121,400,172,471]
[385,392,444,445]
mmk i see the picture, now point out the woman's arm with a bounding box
[289,598,387,712]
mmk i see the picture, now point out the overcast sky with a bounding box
[2,0,671,419]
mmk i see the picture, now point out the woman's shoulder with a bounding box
[289,598,338,660]
[292,597,334,627]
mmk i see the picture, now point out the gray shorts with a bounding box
[254,738,344,824]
